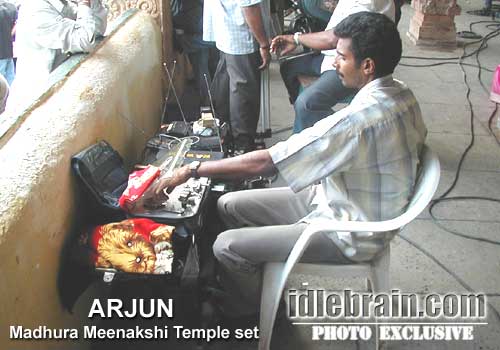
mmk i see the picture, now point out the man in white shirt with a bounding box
[271,0,395,132]
[6,0,107,113]
[149,12,426,318]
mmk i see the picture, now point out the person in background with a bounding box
[149,12,427,319]
[0,74,9,113]
[271,0,395,133]
[0,0,17,85]
[394,0,405,25]
[204,0,272,154]
[173,0,217,107]
[6,0,107,114]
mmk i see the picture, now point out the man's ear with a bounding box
[362,58,376,76]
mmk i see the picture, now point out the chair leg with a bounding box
[371,267,390,293]
[258,262,286,350]
[371,251,390,350]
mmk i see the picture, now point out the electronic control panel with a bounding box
[129,139,212,223]
[132,176,210,222]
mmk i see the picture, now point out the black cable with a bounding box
[427,21,500,245]
[471,22,497,93]
[399,61,494,71]
[398,233,500,323]
[435,42,476,201]
[428,197,500,245]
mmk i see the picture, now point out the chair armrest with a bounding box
[315,217,408,233]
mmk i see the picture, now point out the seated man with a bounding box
[151,11,427,318]
[271,0,395,132]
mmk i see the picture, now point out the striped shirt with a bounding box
[203,0,271,55]
[269,76,427,261]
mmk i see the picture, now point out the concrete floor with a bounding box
[212,2,500,350]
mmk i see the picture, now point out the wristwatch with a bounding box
[188,161,201,179]
[293,32,302,46]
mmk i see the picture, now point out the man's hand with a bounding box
[259,46,271,70]
[241,4,270,68]
[270,34,296,56]
[144,165,191,203]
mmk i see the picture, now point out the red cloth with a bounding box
[89,218,163,252]
[118,165,160,211]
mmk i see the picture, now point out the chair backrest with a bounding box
[399,144,441,227]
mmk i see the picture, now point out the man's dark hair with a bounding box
[334,12,402,78]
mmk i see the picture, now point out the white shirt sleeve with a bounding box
[32,0,108,53]
[269,107,357,192]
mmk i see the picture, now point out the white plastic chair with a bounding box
[258,145,441,350]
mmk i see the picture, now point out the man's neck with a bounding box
[356,74,375,90]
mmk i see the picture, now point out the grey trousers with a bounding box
[213,187,350,316]
[211,51,261,147]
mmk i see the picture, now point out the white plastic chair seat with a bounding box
[258,145,440,350]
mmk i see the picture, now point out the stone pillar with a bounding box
[105,0,161,23]
[103,0,171,70]
[407,0,461,49]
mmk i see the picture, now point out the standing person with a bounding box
[0,0,17,85]
[204,0,271,154]
[394,0,405,25]
[6,0,107,113]
[149,12,427,318]
[173,0,216,107]
[271,0,395,132]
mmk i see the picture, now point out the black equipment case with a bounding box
[69,141,204,324]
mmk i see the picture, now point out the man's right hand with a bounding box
[270,34,296,56]
[258,47,271,70]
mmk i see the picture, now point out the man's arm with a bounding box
[270,29,338,56]
[33,0,107,53]
[151,150,276,196]
[242,3,270,69]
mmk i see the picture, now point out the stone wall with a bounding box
[0,11,163,350]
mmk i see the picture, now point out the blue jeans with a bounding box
[181,35,216,106]
[0,58,15,85]
[280,53,357,133]
[293,69,357,132]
